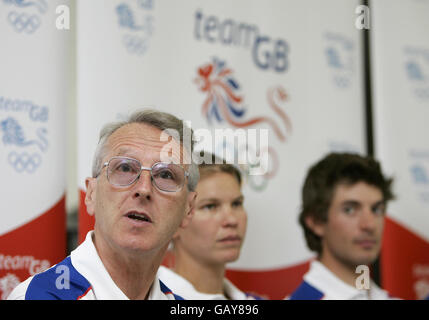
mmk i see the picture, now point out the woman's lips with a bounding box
[218,235,241,243]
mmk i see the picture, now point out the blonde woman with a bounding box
[158,154,262,300]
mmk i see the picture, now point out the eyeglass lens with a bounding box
[106,157,185,191]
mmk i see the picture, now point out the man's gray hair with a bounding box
[92,109,199,191]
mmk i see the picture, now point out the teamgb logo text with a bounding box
[0,95,49,174]
[0,273,20,300]
[194,9,289,73]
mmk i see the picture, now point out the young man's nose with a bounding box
[359,208,377,231]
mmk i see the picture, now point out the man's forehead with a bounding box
[106,122,189,163]
[332,181,384,202]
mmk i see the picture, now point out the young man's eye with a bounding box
[343,206,355,214]
[373,205,386,216]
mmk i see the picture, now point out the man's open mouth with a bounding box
[126,212,152,223]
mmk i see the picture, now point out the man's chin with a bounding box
[351,253,379,267]
[116,236,153,253]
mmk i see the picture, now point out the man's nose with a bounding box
[132,170,153,200]
[360,208,377,231]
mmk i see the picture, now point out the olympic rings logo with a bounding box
[8,151,42,173]
[7,11,41,34]
[122,35,148,55]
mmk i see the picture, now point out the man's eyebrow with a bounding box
[341,199,385,207]
[341,200,361,206]
[372,200,385,207]
[115,148,133,156]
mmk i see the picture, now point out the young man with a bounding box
[289,152,395,300]
[8,109,199,300]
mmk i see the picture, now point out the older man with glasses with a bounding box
[8,109,199,300]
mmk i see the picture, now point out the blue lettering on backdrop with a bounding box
[404,46,429,101]
[0,95,49,174]
[116,0,155,56]
[411,165,429,185]
[3,0,48,34]
[324,32,354,89]
[409,150,429,206]
[0,96,49,122]
[194,9,289,73]
[252,37,289,72]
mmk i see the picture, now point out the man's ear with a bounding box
[180,191,197,229]
[305,215,325,238]
[85,177,97,216]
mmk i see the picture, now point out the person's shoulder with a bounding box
[8,256,92,300]
[370,282,401,300]
[287,280,325,300]
[223,277,265,300]
[157,266,195,299]
[158,279,185,300]
[244,292,265,300]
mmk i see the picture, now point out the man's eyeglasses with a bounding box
[97,156,189,192]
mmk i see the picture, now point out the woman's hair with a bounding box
[197,152,242,185]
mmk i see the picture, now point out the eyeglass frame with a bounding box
[96,156,190,192]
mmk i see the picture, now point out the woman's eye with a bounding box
[202,203,217,211]
[232,200,243,208]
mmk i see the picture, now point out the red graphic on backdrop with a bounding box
[195,58,292,142]
[381,216,429,300]
[0,196,66,299]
